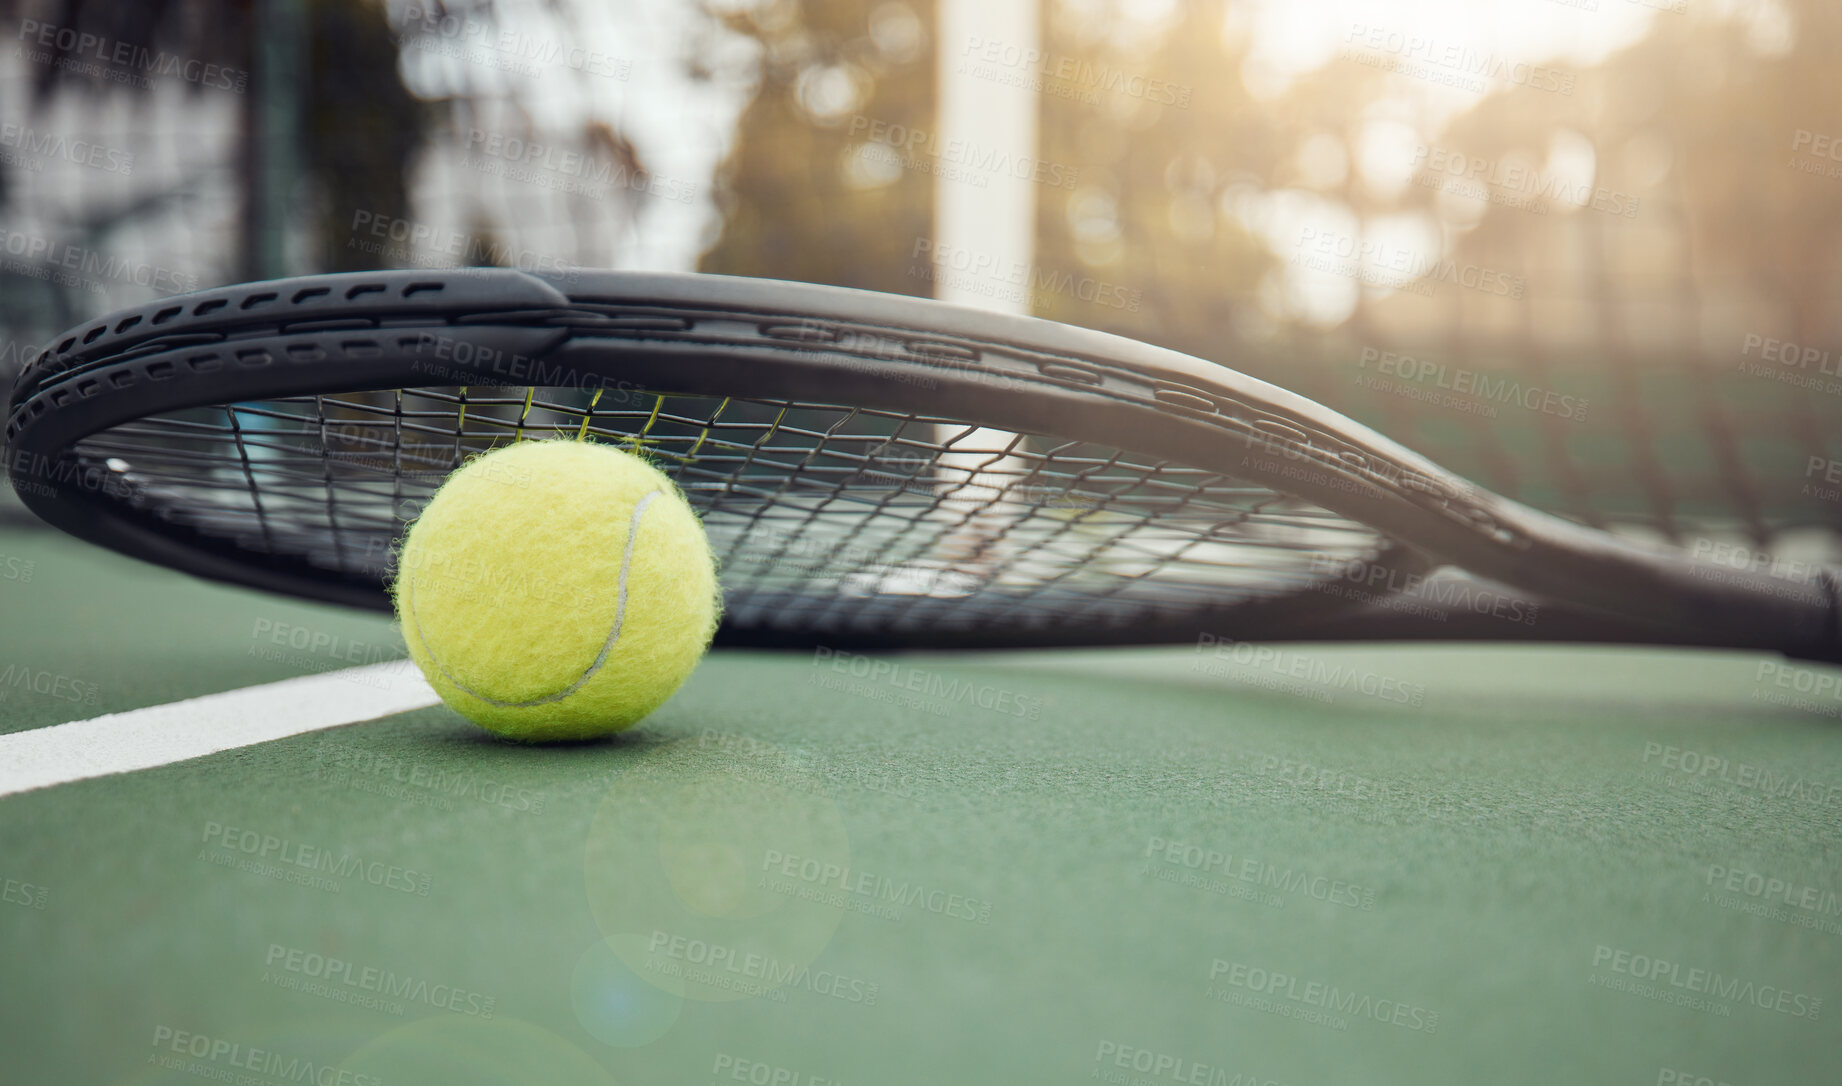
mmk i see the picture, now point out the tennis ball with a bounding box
[392,439,719,741]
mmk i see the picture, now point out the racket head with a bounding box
[6,268,1460,648]
[13,268,1835,656]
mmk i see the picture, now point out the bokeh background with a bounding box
[3,0,1841,554]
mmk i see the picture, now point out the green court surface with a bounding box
[2,522,1839,1085]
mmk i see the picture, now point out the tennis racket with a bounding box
[6,268,1838,661]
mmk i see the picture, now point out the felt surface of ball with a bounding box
[392,439,719,741]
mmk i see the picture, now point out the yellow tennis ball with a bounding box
[392,439,719,741]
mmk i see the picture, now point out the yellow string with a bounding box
[514,387,536,442]
[454,387,469,456]
[576,388,604,441]
[627,396,665,453]
[684,396,729,461]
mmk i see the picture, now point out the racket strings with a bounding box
[69,386,1389,634]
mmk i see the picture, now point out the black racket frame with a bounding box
[7,268,1837,660]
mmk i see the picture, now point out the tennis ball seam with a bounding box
[403,487,663,708]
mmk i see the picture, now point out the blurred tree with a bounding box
[0,0,658,277]
[694,0,1320,358]
[695,0,936,294]
[0,0,425,273]
[1380,1,1842,531]
[1030,1,1283,354]
[1407,0,1842,347]
[307,0,426,271]
[2,0,248,104]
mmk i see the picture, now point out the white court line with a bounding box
[0,662,440,798]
